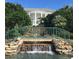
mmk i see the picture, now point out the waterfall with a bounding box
[24,45,54,55]
[48,45,52,51]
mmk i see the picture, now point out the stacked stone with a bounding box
[53,39,73,55]
[5,42,18,56]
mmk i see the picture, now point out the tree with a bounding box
[52,15,67,28]
[53,6,73,33]
[5,2,32,30]
[5,2,32,39]
[41,6,73,33]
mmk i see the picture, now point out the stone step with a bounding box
[6,49,17,52]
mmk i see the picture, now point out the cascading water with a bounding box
[33,46,38,51]
[20,44,53,55]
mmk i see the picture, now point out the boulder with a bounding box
[52,39,73,55]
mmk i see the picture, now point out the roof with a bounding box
[24,8,54,12]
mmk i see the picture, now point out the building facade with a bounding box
[24,8,54,26]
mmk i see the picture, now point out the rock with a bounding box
[5,45,9,48]
[5,41,18,56]
[52,39,73,55]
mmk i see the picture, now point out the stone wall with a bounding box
[52,39,73,56]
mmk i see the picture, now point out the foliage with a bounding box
[5,2,31,30]
[5,25,21,39]
[54,6,73,33]
[52,15,67,28]
[40,6,73,39]
[41,6,73,33]
[5,2,32,39]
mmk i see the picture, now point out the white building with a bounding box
[24,8,54,26]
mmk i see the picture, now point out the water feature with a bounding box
[5,27,72,59]
[6,53,71,59]
[20,42,53,55]
[5,38,72,59]
[20,44,51,55]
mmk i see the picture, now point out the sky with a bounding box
[5,0,73,10]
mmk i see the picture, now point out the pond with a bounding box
[6,53,72,59]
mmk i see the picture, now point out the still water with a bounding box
[6,53,71,59]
